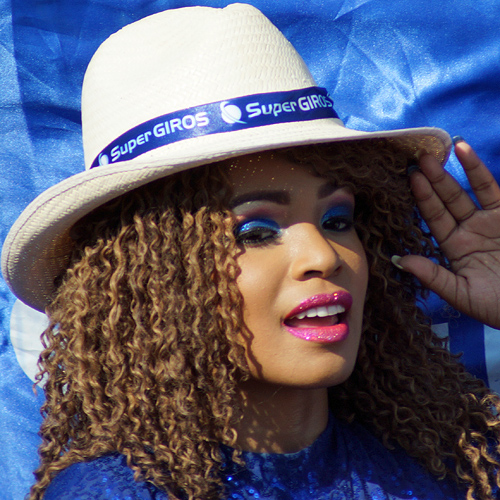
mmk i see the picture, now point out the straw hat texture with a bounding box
[2,3,451,311]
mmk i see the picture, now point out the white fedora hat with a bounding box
[2,2,451,312]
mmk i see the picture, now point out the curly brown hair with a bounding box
[30,140,500,500]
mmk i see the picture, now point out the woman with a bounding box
[2,4,500,499]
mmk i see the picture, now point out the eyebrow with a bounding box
[229,190,290,208]
[230,181,338,209]
[317,181,337,199]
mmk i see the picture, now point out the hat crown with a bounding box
[82,3,316,169]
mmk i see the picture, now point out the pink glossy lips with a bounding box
[284,292,353,343]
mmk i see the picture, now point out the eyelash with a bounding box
[234,207,354,247]
[320,206,354,233]
[234,218,281,247]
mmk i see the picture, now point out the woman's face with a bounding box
[228,151,368,389]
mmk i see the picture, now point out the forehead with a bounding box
[226,150,329,194]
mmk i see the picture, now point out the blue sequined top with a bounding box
[44,414,466,499]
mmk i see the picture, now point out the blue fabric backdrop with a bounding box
[1,1,499,498]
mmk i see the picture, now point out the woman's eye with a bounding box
[234,218,281,246]
[321,206,354,233]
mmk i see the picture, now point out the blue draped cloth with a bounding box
[44,414,465,499]
[1,1,500,498]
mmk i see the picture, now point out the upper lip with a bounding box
[285,292,353,321]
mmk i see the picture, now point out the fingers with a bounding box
[454,140,500,210]
[396,255,459,305]
[418,151,477,220]
[409,159,469,245]
[409,140,500,246]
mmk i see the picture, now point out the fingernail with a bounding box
[391,255,404,270]
[407,161,420,175]
[452,135,465,145]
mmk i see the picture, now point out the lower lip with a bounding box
[284,322,349,344]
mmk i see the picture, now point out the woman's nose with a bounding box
[289,223,342,281]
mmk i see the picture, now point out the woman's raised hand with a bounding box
[397,139,500,329]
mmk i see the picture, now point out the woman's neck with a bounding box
[235,381,329,454]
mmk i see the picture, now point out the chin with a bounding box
[251,361,358,390]
[306,366,356,389]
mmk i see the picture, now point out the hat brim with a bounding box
[1,118,451,311]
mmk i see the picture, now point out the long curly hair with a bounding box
[30,140,500,500]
